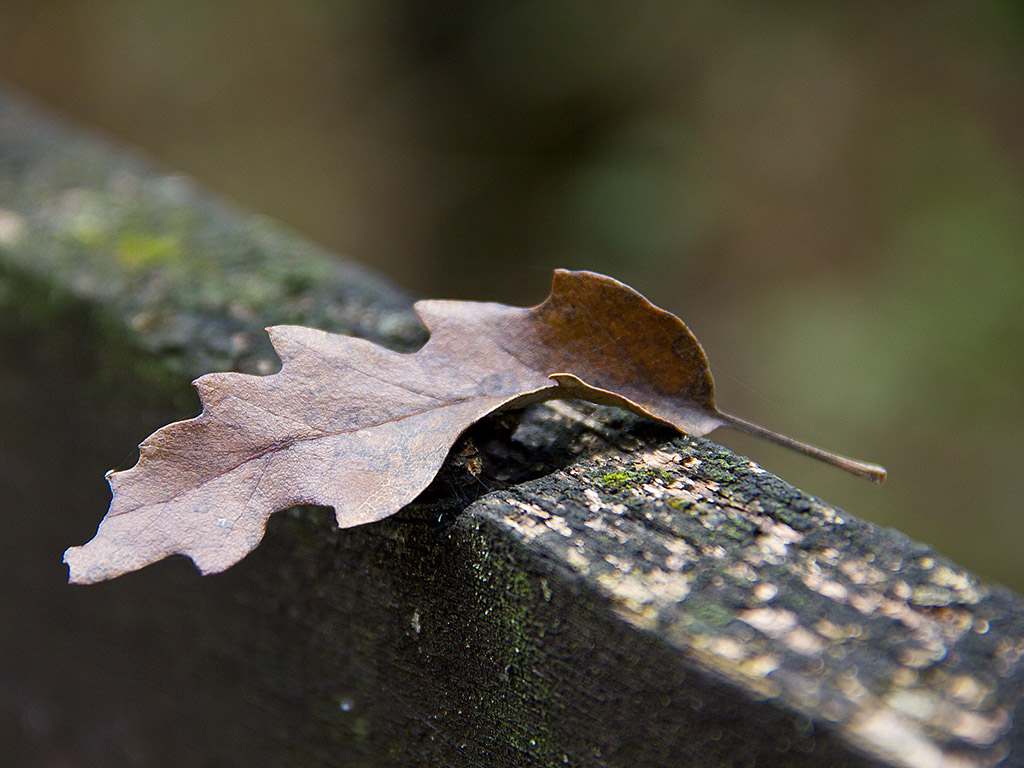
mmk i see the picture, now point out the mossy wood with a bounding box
[1,88,1021,767]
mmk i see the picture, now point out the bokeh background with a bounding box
[1,1,1021,589]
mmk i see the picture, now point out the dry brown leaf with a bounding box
[65,270,885,584]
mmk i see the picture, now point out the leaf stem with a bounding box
[716,411,887,484]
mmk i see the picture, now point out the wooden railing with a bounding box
[1,87,1020,767]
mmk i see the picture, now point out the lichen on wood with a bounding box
[468,403,1022,766]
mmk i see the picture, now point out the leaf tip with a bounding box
[63,544,99,585]
[63,528,157,585]
[264,324,313,366]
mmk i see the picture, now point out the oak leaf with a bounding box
[65,270,885,584]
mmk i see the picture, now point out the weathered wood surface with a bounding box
[1,87,1022,768]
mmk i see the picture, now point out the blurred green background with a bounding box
[1,1,1021,589]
